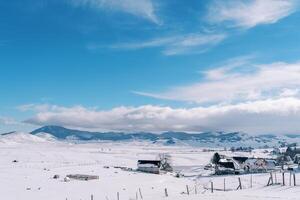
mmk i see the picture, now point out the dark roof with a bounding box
[219,162,235,169]
[232,156,248,163]
[138,160,161,166]
[287,147,300,152]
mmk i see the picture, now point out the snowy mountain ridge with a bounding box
[24,125,300,147]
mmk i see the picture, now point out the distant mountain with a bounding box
[1,131,16,136]
[30,125,300,148]
[31,126,155,141]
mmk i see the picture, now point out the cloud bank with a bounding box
[22,97,300,134]
[0,116,19,126]
[136,61,300,104]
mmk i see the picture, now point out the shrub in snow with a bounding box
[64,177,70,182]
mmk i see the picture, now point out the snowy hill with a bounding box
[0,132,55,145]
[30,125,300,148]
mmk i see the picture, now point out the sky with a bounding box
[1,0,300,134]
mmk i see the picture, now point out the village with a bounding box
[135,146,300,176]
[31,142,300,199]
[3,132,300,200]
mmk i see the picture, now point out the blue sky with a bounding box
[1,0,300,134]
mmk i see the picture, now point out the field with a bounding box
[1,132,300,200]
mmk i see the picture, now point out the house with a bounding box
[212,153,245,174]
[243,158,276,172]
[271,147,286,155]
[276,155,294,166]
[137,160,161,174]
[232,156,249,164]
[211,153,276,174]
[216,157,243,174]
[285,146,300,162]
[294,154,300,164]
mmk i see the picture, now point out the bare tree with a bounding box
[157,153,173,172]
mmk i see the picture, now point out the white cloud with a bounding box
[69,0,160,24]
[0,116,19,126]
[136,61,300,104]
[207,0,299,28]
[107,33,227,55]
[0,116,37,133]
[22,97,300,134]
[280,88,300,97]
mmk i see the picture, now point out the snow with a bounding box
[0,132,299,200]
[0,132,53,145]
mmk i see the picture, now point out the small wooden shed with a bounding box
[137,160,161,174]
[66,174,99,181]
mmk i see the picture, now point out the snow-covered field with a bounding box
[1,132,300,200]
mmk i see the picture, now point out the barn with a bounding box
[243,158,276,172]
[137,160,161,174]
[216,158,243,174]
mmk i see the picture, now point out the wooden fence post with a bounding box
[186,185,189,195]
[237,177,242,190]
[282,172,285,186]
[224,178,226,191]
[267,173,274,186]
[91,194,94,200]
[139,188,143,199]
[293,173,296,186]
[250,174,253,188]
[164,188,168,197]
[271,172,274,185]
[240,177,242,189]
[195,184,197,194]
[117,192,120,200]
[289,172,292,186]
[211,181,214,193]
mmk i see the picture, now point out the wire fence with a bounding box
[64,171,300,200]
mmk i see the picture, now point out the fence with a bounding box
[64,171,299,200]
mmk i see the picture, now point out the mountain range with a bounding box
[28,125,300,148]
